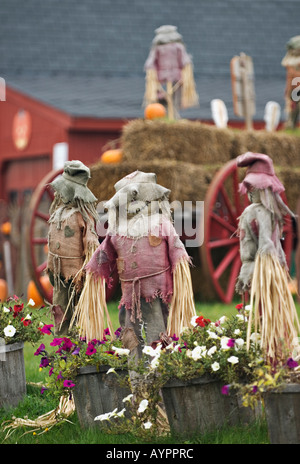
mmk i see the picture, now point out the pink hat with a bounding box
[237,152,285,194]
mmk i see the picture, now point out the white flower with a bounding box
[211,361,220,371]
[207,330,219,340]
[218,316,227,325]
[234,328,241,336]
[23,313,31,320]
[137,399,149,414]
[191,345,207,361]
[106,368,116,375]
[116,408,126,418]
[186,349,193,358]
[142,345,156,356]
[245,305,252,312]
[234,338,245,350]
[190,315,198,327]
[236,314,248,322]
[112,346,130,356]
[143,421,152,429]
[28,298,35,307]
[94,408,117,421]
[122,394,133,403]
[207,345,217,357]
[3,306,10,313]
[150,356,160,369]
[220,336,230,350]
[250,332,261,343]
[4,325,16,337]
[227,355,239,364]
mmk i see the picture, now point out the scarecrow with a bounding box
[281,35,300,129]
[84,170,196,382]
[144,25,199,118]
[236,152,300,362]
[46,160,100,336]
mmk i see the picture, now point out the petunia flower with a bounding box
[227,338,235,348]
[39,324,54,335]
[4,325,16,337]
[211,361,220,371]
[86,343,97,356]
[112,346,130,356]
[221,384,230,395]
[39,356,51,368]
[227,356,239,364]
[50,338,63,346]
[287,358,298,369]
[122,394,133,403]
[143,421,152,429]
[106,368,116,375]
[137,399,148,413]
[28,298,35,306]
[63,379,75,388]
[34,343,46,356]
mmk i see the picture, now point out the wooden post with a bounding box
[166,81,175,120]
[240,53,253,130]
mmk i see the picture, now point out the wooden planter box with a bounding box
[264,384,300,444]
[161,375,261,436]
[0,341,26,408]
[73,364,131,428]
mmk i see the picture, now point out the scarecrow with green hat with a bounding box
[82,170,196,384]
[46,160,100,335]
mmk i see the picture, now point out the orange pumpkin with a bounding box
[101,149,123,164]
[144,103,166,120]
[27,275,52,307]
[1,221,11,236]
[0,279,8,301]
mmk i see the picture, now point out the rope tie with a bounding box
[120,266,170,323]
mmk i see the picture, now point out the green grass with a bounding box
[3,299,298,445]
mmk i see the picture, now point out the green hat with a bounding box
[50,160,97,204]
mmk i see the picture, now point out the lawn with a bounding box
[2,298,299,445]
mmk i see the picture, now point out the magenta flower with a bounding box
[61,337,74,351]
[63,380,75,388]
[49,367,54,376]
[287,358,298,369]
[227,338,235,348]
[39,324,54,335]
[50,337,63,346]
[86,342,97,356]
[221,384,230,395]
[252,385,258,394]
[41,386,48,395]
[57,371,63,380]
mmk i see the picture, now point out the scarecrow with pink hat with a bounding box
[236,152,300,362]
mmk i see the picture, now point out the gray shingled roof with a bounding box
[1,0,299,121]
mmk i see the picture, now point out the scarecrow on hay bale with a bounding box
[46,160,100,336]
[282,35,300,129]
[235,152,300,363]
[79,170,196,385]
[144,25,199,119]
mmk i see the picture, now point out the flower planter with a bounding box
[264,384,300,444]
[73,364,131,428]
[0,341,26,408]
[161,375,261,436]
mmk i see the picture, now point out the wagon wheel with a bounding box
[201,159,293,304]
[27,169,118,304]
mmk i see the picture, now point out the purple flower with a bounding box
[39,356,51,368]
[114,327,122,338]
[41,386,48,395]
[104,328,110,336]
[227,338,235,348]
[60,337,74,352]
[172,334,179,341]
[34,343,46,356]
[49,367,54,376]
[57,371,63,380]
[72,346,80,356]
[252,385,258,394]
[221,384,231,395]
[63,379,75,388]
[287,358,299,369]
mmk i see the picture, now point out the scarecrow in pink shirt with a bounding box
[144,25,199,117]
[85,170,196,378]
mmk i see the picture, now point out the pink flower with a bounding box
[221,385,230,395]
[63,380,75,388]
[39,324,54,335]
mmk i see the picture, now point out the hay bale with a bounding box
[121,119,233,165]
[121,119,300,168]
[89,159,220,204]
[231,130,300,167]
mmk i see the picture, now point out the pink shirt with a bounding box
[86,218,190,319]
[144,42,191,83]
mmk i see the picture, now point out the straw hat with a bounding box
[237,152,285,195]
[50,160,97,204]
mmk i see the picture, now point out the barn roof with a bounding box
[1,0,299,121]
